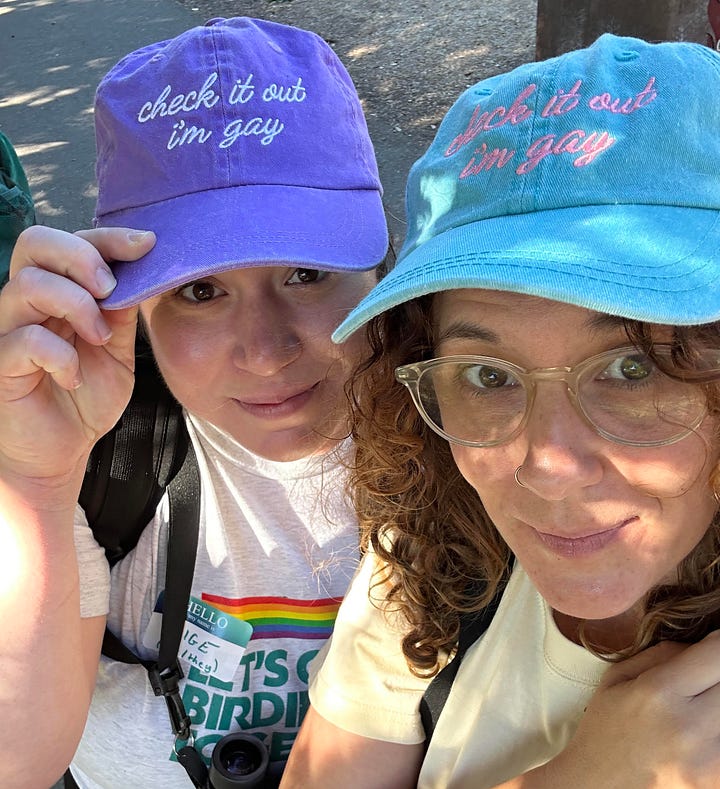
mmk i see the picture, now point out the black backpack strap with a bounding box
[64,444,201,788]
[67,341,203,786]
[101,437,201,738]
[80,345,190,566]
[419,572,510,748]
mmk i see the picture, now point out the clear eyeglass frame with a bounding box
[394,345,720,449]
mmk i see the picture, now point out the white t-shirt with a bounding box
[310,553,610,788]
[70,414,359,789]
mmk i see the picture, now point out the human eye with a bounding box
[453,364,520,397]
[461,362,518,391]
[597,353,656,386]
[434,361,524,428]
[286,268,328,285]
[177,280,226,303]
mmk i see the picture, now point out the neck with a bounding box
[553,606,643,655]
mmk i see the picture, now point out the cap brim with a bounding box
[98,184,387,309]
[332,203,720,341]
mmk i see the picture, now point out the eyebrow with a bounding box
[436,312,628,345]
[584,313,628,333]
[435,321,499,344]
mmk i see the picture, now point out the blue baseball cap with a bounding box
[333,34,720,341]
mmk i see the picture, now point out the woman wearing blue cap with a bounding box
[0,17,387,789]
[282,34,720,788]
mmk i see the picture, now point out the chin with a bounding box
[535,574,646,624]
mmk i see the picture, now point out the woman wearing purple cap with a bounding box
[282,35,720,788]
[0,17,387,789]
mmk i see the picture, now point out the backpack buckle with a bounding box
[148,660,191,740]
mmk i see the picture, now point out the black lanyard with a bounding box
[95,440,206,787]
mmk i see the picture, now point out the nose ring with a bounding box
[514,465,527,488]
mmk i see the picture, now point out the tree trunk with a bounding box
[536,0,709,60]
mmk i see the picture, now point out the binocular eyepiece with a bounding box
[208,733,270,789]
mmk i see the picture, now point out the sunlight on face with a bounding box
[140,265,377,461]
[433,289,719,635]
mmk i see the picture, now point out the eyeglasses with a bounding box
[394,346,720,448]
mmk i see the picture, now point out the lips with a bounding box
[239,384,317,406]
[534,517,637,558]
[233,382,320,418]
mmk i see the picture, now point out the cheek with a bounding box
[618,430,719,499]
[333,331,368,367]
[346,271,379,304]
[298,283,374,350]
[151,328,200,367]
[651,433,720,546]
[141,308,224,401]
[300,307,369,375]
[450,445,508,497]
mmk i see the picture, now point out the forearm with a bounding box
[281,706,423,789]
[0,472,101,787]
[0,225,148,784]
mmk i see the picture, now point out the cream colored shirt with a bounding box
[309,554,610,788]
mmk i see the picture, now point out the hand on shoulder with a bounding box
[538,634,720,788]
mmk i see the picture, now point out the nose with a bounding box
[517,382,603,499]
[231,300,302,376]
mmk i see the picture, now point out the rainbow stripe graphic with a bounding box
[201,594,343,640]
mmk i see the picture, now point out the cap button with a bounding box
[204,17,227,27]
[615,49,639,62]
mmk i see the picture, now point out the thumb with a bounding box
[74,227,157,262]
[100,306,140,369]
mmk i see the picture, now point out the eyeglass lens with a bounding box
[414,349,709,447]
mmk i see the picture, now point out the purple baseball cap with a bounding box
[93,17,388,309]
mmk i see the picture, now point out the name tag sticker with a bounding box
[143,592,253,682]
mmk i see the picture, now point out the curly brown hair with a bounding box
[347,296,720,677]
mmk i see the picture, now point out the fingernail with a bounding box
[127,230,153,244]
[95,316,112,343]
[95,267,116,297]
